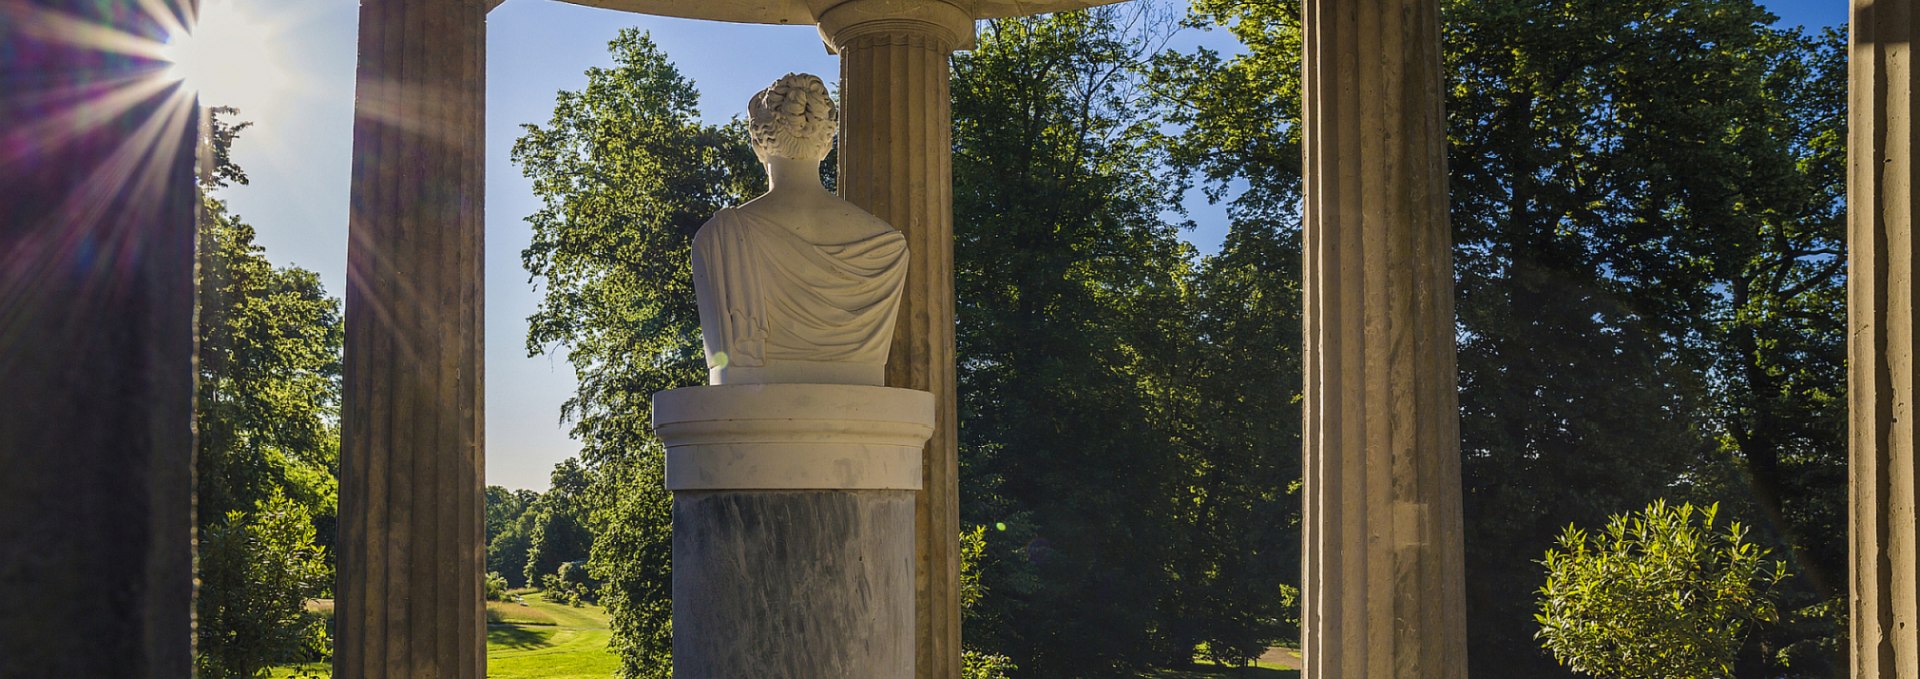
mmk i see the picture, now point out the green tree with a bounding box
[486,486,542,588]
[1151,1,1331,665]
[512,29,761,678]
[1442,3,1845,671]
[1164,1,1848,674]
[1684,26,1849,673]
[486,485,540,544]
[197,493,333,679]
[523,459,595,587]
[1537,501,1786,679]
[952,11,1203,674]
[194,108,343,676]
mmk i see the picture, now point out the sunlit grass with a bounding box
[269,594,621,679]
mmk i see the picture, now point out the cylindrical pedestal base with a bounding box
[655,383,932,678]
[673,490,915,678]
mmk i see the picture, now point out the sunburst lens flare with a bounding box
[158,0,289,116]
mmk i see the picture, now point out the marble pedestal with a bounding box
[654,383,934,678]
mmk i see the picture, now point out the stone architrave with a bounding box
[1299,0,1469,677]
[334,0,487,676]
[655,73,936,678]
[1847,0,1920,675]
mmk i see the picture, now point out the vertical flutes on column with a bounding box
[1846,0,1920,675]
[1299,0,1468,676]
[338,0,486,675]
[834,20,964,679]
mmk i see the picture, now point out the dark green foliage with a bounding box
[524,508,592,588]
[1164,1,1848,675]
[1442,3,1847,672]
[487,485,540,544]
[953,11,1250,674]
[542,560,603,606]
[486,485,542,588]
[524,460,595,587]
[196,493,332,679]
[1536,501,1786,679]
[486,572,511,601]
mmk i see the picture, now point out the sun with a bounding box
[159,0,290,117]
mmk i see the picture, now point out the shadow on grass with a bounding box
[1143,667,1300,679]
[486,624,555,651]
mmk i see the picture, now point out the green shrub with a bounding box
[196,493,331,678]
[1536,500,1786,679]
[540,560,601,606]
[486,571,510,601]
[962,649,1017,679]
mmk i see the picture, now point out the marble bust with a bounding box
[691,73,908,386]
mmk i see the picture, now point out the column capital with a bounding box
[818,0,974,53]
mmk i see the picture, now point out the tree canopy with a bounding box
[506,3,1850,676]
[194,108,343,678]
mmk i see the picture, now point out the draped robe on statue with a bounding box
[691,207,909,386]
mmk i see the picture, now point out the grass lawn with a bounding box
[270,592,622,679]
[274,596,1298,679]
[1143,645,1302,679]
[1145,668,1300,679]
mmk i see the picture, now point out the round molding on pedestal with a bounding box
[653,383,934,490]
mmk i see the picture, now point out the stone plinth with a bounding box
[655,384,934,678]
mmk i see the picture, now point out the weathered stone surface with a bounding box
[0,2,197,675]
[1299,0,1468,677]
[335,0,487,675]
[833,23,965,679]
[1847,1,1920,675]
[674,490,916,678]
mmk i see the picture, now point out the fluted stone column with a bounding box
[1299,0,1467,676]
[336,0,486,676]
[824,4,971,677]
[0,2,198,675]
[1847,1,1920,675]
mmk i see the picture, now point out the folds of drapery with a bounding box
[692,207,909,371]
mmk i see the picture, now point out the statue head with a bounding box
[748,73,838,164]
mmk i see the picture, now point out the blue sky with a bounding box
[203,0,1847,491]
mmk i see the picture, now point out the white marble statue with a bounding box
[692,73,908,386]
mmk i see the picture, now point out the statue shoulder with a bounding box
[693,207,752,246]
[727,196,899,244]
[837,205,899,241]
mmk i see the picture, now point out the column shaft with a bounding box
[1848,0,1920,675]
[0,1,198,675]
[337,0,486,676]
[838,30,963,679]
[1300,0,1467,676]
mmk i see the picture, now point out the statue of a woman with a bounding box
[691,73,908,386]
